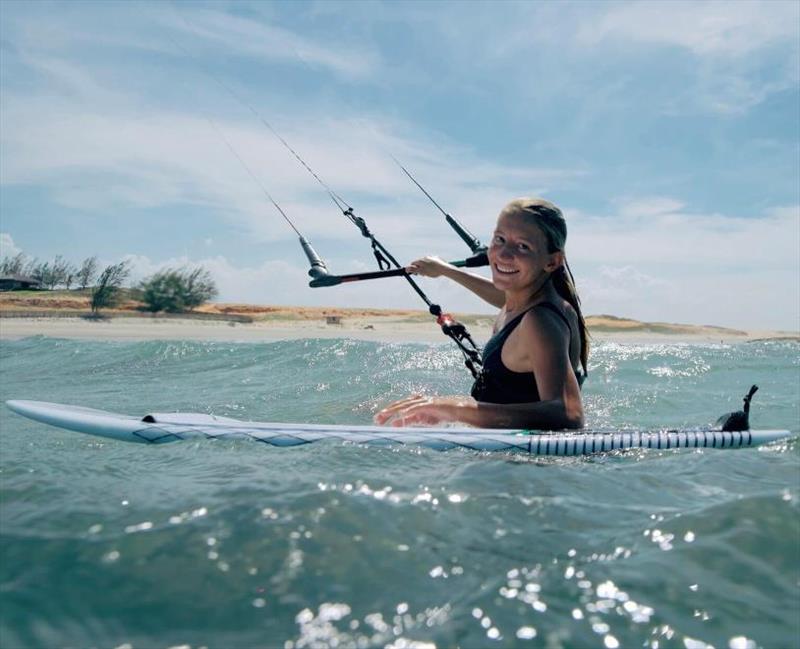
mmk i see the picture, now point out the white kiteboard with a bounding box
[5,400,793,456]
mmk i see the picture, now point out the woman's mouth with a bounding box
[493,264,518,275]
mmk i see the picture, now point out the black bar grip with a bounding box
[451,250,488,268]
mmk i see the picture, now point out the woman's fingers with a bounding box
[373,395,427,424]
[406,256,447,278]
[375,395,475,426]
[389,407,442,427]
[375,398,447,427]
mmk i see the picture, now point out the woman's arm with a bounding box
[408,256,505,309]
[374,309,584,429]
[373,394,582,429]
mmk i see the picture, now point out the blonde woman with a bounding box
[375,198,587,430]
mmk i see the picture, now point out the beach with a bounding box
[4,289,797,344]
[0,312,795,345]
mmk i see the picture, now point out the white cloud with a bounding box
[582,265,669,298]
[573,1,800,115]
[567,202,800,329]
[615,197,685,219]
[0,233,22,258]
[16,51,126,106]
[166,7,379,81]
[579,1,800,58]
[3,2,378,82]
[0,84,576,247]
[568,203,799,268]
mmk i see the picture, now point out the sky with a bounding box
[1,0,798,331]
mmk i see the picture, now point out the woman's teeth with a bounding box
[495,264,518,274]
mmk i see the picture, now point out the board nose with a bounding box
[6,400,36,415]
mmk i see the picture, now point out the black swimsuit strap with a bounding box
[493,302,571,340]
[533,302,574,337]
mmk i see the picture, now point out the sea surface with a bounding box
[0,336,798,649]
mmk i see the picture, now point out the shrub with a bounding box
[139,267,217,313]
[91,261,130,314]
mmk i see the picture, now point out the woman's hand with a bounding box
[374,395,477,427]
[406,255,505,309]
[406,256,452,278]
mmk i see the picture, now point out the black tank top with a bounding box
[470,302,583,404]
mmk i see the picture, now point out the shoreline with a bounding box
[1,315,796,345]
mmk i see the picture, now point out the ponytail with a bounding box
[552,261,589,379]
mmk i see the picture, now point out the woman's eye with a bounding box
[492,235,504,245]
[518,243,530,252]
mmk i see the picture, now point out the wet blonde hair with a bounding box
[502,198,589,376]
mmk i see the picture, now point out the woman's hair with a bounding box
[502,198,589,376]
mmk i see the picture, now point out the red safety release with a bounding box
[437,313,455,327]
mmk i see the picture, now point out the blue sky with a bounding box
[1,0,798,330]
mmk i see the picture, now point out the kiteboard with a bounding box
[5,400,792,456]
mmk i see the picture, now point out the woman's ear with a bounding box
[545,250,565,273]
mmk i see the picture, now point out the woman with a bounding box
[374,198,587,429]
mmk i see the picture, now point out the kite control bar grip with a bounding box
[450,249,488,268]
[307,250,489,288]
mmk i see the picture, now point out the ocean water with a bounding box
[0,336,798,649]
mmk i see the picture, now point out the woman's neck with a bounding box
[504,276,556,315]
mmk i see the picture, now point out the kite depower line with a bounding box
[168,24,488,379]
[263,135,487,379]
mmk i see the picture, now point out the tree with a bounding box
[182,267,218,310]
[22,257,39,278]
[0,253,27,276]
[91,261,130,315]
[51,255,76,289]
[76,256,98,289]
[63,268,77,290]
[31,261,54,289]
[139,267,217,313]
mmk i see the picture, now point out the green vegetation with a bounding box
[2,250,219,317]
[139,267,217,313]
[1,253,101,291]
[76,256,98,289]
[91,261,131,315]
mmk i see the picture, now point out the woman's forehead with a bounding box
[494,211,545,239]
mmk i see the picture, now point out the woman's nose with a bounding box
[496,242,515,259]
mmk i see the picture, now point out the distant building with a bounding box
[0,275,42,291]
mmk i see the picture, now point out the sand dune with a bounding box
[1,292,796,343]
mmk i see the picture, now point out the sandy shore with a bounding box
[1,315,794,345]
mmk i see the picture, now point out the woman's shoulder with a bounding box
[526,300,576,328]
[518,302,573,342]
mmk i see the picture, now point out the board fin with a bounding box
[715,385,759,432]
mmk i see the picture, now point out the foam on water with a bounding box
[1,337,798,648]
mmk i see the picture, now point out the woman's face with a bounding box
[488,209,561,292]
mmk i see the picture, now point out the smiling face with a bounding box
[488,207,563,293]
